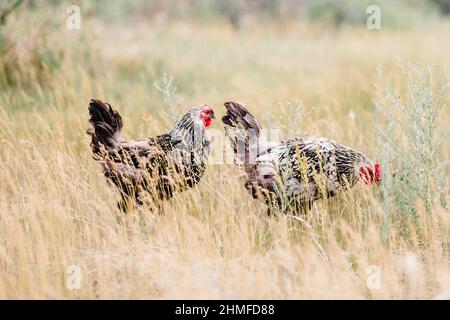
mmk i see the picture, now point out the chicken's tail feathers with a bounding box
[222,101,266,164]
[222,101,262,135]
[87,99,123,153]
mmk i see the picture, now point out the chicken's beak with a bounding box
[211,112,216,119]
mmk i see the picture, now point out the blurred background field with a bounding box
[0,0,448,299]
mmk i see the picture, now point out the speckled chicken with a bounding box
[87,99,215,211]
[222,101,381,212]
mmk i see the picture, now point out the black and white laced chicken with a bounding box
[87,99,215,211]
[222,101,381,213]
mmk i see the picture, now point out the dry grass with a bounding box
[0,10,448,299]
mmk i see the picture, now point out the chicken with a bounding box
[221,101,381,213]
[87,99,215,211]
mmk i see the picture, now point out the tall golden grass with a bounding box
[0,10,448,299]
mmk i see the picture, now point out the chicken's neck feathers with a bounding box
[169,113,209,165]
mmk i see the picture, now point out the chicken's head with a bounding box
[196,104,215,128]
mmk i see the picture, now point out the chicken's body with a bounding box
[87,99,214,211]
[222,101,381,212]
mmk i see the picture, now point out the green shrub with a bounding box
[374,59,449,243]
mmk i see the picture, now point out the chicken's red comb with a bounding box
[374,163,382,184]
